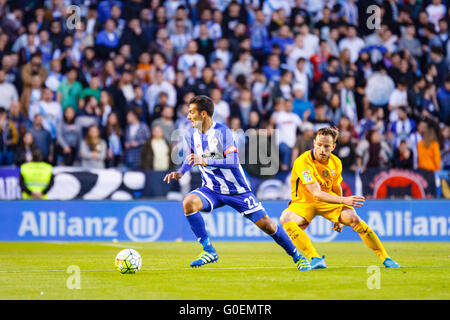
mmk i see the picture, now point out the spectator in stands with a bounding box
[408,75,427,121]
[441,124,450,170]
[210,37,233,70]
[195,22,215,61]
[231,50,253,79]
[57,67,83,112]
[334,130,357,171]
[151,52,176,84]
[292,82,314,121]
[392,140,414,169]
[437,73,450,124]
[57,106,80,166]
[96,18,120,60]
[0,106,17,165]
[145,68,177,117]
[52,34,82,73]
[124,109,150,169]
[14,131,39,166]
[291,121,314,165]
[272,69,294,102]
[388,77,409,122]
[340,74,358,126]
[140,124,172,171]
[398,24,423,59]
[338,24,365,63]
[390,106,417,149]
[230,88,258,130]
[250,9,269,66]
[310,103,334,132]
[151,105,176,144]
[229,116,246,153]
[20,73,44,119]
[320,56,342,88]
[211,88,230,125]
[2,53,22,96]
[28,113,53,164]
[263,53,282,84]
[170,18,192,55]
[421,82,441,123]
[21,52,47,97]
[417,122,441,171]
[195,66,217,97]
[102,112,123,168]
[44,59,63,93]
[28,87,62,140]
[325,91,343,126]
[429,45,449,87]
[0,69,19,112]
[75,95,101,138]
[270,97,303,171]
[120,18,147,64]
[177,40,206,78]
[356,129,392,171]
[8,101,26,137]
[80,75,101,107]
[79,124,107,169]
[128,85,149,125]
[99,90,116,127]
[152,92,173,125]
[267,24,294,57]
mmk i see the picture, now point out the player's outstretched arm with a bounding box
[305,182,365,207]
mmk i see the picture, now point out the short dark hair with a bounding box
[189,95,214,117]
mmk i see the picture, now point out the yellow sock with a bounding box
[353,220,388,262]
[283,221,320,259]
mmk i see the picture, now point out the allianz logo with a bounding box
[123,206,163,241]
[202,211,339,240]
[17,206,164,241]
[367,211,450,237]
[203,210,450,240]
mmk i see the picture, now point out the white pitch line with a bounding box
[0,265,448,273]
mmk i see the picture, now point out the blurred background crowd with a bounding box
[0,0,449,177]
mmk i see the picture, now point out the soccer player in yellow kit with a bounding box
[280,127,400,269]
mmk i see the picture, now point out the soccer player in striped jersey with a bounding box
[164,95,311,270]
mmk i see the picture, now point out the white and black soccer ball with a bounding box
[115,249,142,274]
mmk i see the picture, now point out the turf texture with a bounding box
[0,241,448,300]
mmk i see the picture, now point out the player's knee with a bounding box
[182,195,201,215]
[255,216,277,234]
[279,210,294,225]
[349,214,362,228]
[262,221,277,235]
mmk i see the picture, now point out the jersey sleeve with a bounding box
[222,127,238,157]
[294,156,317,185]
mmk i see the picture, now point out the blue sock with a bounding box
[270,225,301,262]
[186,212,215,252]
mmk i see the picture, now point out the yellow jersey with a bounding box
[290,149,343,204]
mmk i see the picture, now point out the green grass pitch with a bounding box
[0,241,449,300]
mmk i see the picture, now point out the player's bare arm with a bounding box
[304,182,365,208]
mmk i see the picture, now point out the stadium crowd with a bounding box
[0,0,449,177]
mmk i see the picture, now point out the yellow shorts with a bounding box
[283,201,354,224]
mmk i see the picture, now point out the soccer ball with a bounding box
[115,249,142,274]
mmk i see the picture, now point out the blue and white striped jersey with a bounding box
[181,122,251,195]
